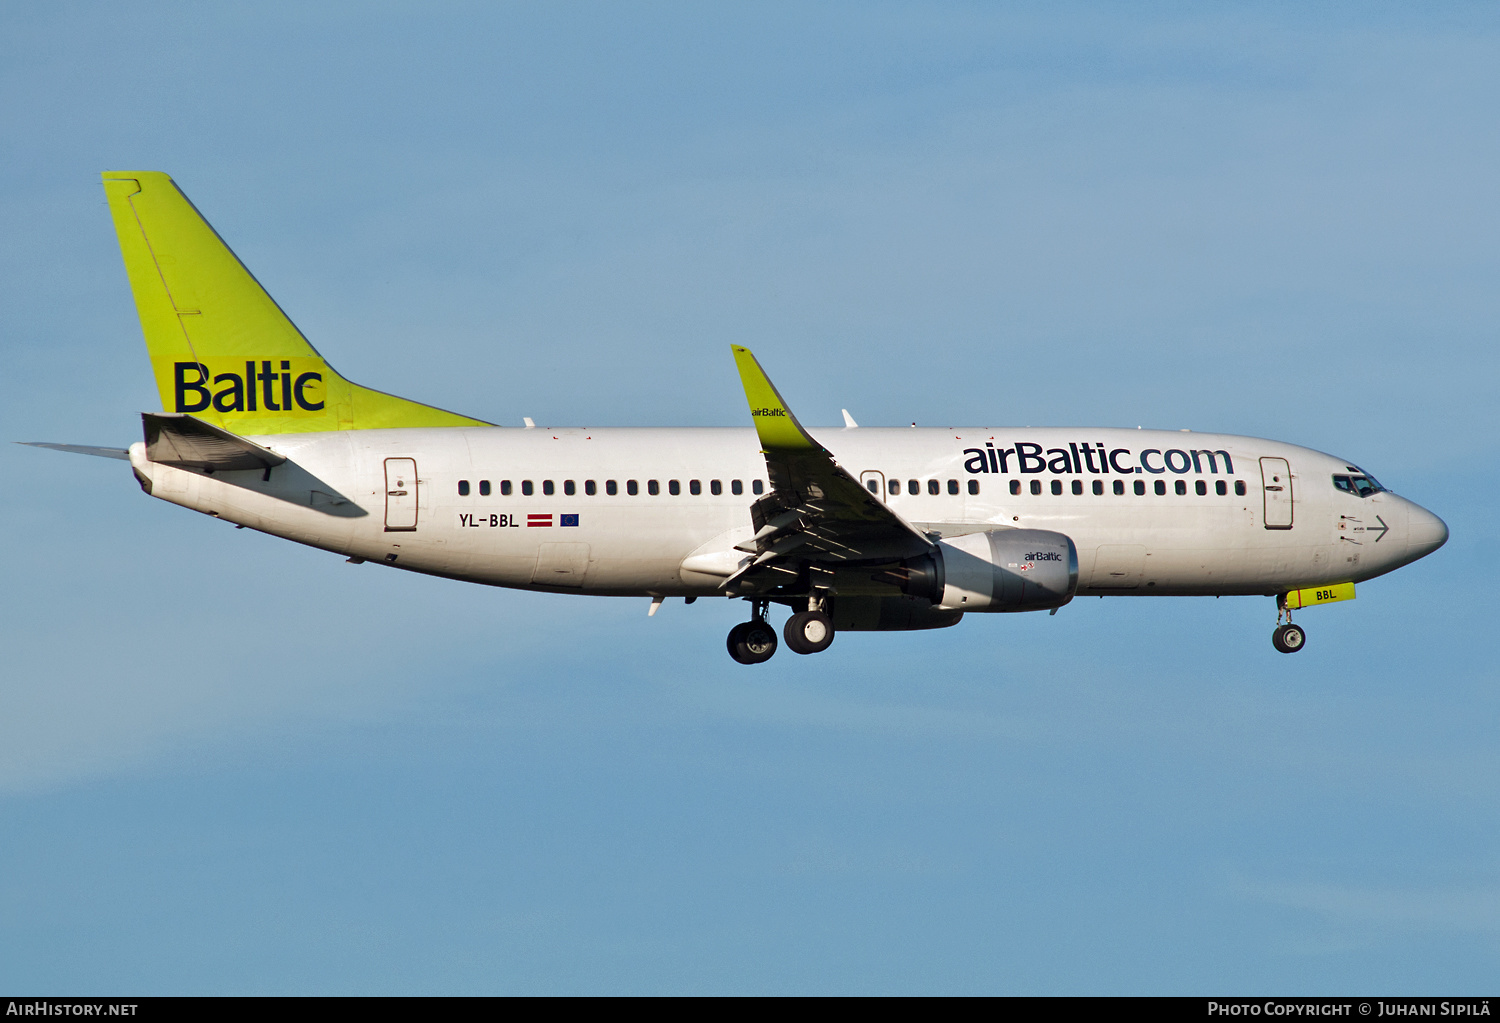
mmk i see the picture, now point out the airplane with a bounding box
[23,171,1449,664]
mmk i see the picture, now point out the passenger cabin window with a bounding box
[1072,480,1083,496]
[1234,480,1246,496]
[908,480,920,496]
[1175,480,1187,495]
[649,480,660,496]
[1093,480,1104,495]
[627,480,639,496]
[543,480,555,496]
[753,480,764,495]
[732,480,744,495]
[1051,480,1063,496]
[888,479,900,496]
[1134,480,1146,496]
[1030,480,1042,496]
[458,480,470,496]
[867,479,879,494]
[948,479,959,495]
[669,480,681,496]
[564,480,575,496]
[710,480,722,496]
[1195,480,1206,496]
[690,480,702,496]
[585,480,596,496]
[522,480,534,496]
[501,480,512,496]
[1215,480,1226,496]
[606,480,617,496]
[1010,479,1021,496]
[968,480,980,495]
[1155,480,1167,496]
[480,480,491,496]
[928,480,940,496]
[1113,480,1125,495]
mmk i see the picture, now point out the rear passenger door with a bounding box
[384,457,419,531]
[860,470,887,504]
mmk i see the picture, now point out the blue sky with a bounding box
[2,2,1496,994]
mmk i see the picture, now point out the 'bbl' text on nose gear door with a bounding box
[1260,456,1293,530]
[384,457,418,532]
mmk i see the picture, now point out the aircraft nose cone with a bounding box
[1406,502,1449,559]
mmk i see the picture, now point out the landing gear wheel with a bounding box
[1272,623,1306,654]
[784,610,835,655]
[727,623,748,662]
[728,620,778,664]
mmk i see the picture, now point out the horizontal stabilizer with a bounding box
[142,412,287,472]
[18,442,130,461]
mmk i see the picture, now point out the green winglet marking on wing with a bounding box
[731,346,818,452]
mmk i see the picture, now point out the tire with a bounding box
[1272,623,1306,654]
[727,622,752,664]
[784,610,835,655]
[735,619,778,664]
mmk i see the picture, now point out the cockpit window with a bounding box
[1333,473,1385,497]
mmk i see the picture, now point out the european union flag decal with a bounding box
[560,514,579,527]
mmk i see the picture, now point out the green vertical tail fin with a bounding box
[102,171,490,434]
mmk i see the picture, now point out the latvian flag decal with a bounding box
[527,514,552,527]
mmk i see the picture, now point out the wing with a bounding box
[725,346,933,594]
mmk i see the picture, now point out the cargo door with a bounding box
[1261,457,1293,530]
[384,457,418,531]
[1090,544,1146,589]
[532,542,591,587]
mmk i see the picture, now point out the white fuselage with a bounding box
[127,425,1447,603]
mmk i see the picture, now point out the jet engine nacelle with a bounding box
[899,529,1078,613]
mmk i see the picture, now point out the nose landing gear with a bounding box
[1272,623,1306,653]
[1272,596,1307,653]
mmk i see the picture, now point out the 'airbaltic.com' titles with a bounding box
[25,171,1449,664]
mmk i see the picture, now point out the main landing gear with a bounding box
[726,598,837,664]
[1272,597,1307,654]
[727,601,778,665]
[784,610,834,655]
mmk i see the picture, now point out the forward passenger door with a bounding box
[1260,457,1293,530]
